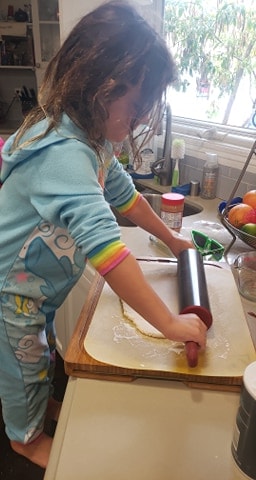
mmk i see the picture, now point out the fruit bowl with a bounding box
[220,207,256,249]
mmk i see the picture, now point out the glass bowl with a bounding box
[234,251,256,301]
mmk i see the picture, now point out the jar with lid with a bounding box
[161,193,185,232]
[232,361,256,479]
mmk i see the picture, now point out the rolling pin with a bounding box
[177,248,213,368]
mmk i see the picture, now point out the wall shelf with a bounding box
[0,65,35,70]
[39,21,59,25]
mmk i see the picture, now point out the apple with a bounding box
[241,223,256,237]
[228,203,256,228]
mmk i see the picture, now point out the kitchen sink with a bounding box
[111,194,203,227]
[184,201,203,216]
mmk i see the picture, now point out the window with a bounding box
[165,0,256,130]
[141,0,256,171]
[60,0,256,172]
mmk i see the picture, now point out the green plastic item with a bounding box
[191,230,224,261]
[171,158,179,187]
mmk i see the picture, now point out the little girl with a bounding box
[0,0,207,469]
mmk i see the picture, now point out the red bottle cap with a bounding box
[161,193,184,205]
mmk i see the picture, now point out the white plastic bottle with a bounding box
[200,153,219,199]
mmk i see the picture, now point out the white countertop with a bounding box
[45,377,246,480]
[44,195,256,480]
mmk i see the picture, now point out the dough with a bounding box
[120,299,165,338]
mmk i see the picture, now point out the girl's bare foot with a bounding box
[46,397,62,422]
[10,432,52,469]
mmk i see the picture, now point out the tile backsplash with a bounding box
[180,155,256,200]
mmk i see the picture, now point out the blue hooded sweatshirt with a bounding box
[0,113,140,315]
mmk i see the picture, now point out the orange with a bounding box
[228,203,256,228]
[243,190,256,209]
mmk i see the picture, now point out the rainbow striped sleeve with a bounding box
[87,239,130,276]
[115,191,141,215]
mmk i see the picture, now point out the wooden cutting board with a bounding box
[65,262,256,391]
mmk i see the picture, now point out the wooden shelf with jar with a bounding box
[0,23,35,69]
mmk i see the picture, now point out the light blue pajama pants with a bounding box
[0,298,56,444]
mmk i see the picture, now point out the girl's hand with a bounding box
[166,231,195,258]
[165,313,207,350]
[105,253,207,348]
[124,195,195,258]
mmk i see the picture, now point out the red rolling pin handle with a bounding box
[177,249,213,367]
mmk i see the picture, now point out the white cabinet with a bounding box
[55,263,96,359]
[59,0,163,43]
[59,0,102,42]
[0,2,36,131]
[31,0,60,87]
[0,0,60,133]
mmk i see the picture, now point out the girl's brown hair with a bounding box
[14,0,176,157]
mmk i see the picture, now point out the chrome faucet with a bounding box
[151,103,172,186]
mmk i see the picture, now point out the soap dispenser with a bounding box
[200,152,219,199]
